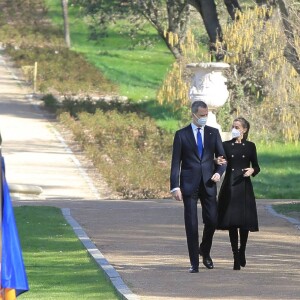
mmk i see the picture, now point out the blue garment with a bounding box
[1,157,29,296]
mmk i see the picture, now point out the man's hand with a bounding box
[211,173,221,182]
[172,189,183,201]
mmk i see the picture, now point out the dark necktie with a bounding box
[197,128,203,158]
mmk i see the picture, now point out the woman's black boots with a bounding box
[229,228,240,270]
[239,229,249,267]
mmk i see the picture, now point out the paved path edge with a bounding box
[265,204,300,230]
[61,208,140,300]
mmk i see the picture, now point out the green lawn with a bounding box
[15,206,119,300]
[253,143,300,199]
[272,202,300,214]
[44,0,174,102]
[272,202,300,222]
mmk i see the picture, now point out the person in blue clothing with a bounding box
[0,136,29,296]
[217,117,260,270]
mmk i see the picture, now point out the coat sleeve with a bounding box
[214,131,227,176]
[170,131,182,190]
[251,143,260,177]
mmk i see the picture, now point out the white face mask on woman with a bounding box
[231,128,241,139]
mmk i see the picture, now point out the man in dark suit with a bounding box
[170,101,226,273]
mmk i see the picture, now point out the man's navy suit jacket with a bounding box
[170,124,226,197]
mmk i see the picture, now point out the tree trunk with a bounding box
[61,0,71,48]
[277,0,300,75]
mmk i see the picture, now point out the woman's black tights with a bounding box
[229,228,249,269]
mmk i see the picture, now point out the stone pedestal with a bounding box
[187,62,230,131]
[220,131,232,141]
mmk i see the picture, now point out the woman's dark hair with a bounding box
[234,117,250,140]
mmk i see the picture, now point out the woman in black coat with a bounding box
[218,117,260,270]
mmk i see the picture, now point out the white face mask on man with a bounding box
[194,114,207,127]
[231,128,241,138]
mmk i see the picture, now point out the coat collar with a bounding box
[230,138,247,143]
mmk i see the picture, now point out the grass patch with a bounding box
[272,202,300,221]
[44,0,175,102]
[253,143,300,199]
[272,202,300,214]
[15,206,119,300]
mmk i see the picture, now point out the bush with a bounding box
[0,0,117,96]
[59,109,173,199]
[42,94,58,112]
[5,45,117,95]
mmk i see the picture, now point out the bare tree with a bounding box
[277,0,300,75]
[61,0,71,48]
[134,0,190,59]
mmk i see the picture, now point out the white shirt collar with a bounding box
[191,123,205,131]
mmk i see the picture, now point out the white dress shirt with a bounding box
[191,123,205,146]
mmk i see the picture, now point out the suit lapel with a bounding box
[185,124,201,159]
[203,126,213,158]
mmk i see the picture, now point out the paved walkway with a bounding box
[1,52,300,300]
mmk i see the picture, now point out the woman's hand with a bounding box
[243,167,254,177]
[215,156,227,165]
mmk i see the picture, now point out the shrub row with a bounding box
[58,103,173,199]
[5,45,117,95]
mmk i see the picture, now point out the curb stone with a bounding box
[9,183,43,195]
[62,208,140,300]
[265,204,300,230]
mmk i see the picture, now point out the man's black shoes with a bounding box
[189,267,199,273]
[202,256,214,269]
[199,248,214,269]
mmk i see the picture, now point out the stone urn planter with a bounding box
[187,62,230,131]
